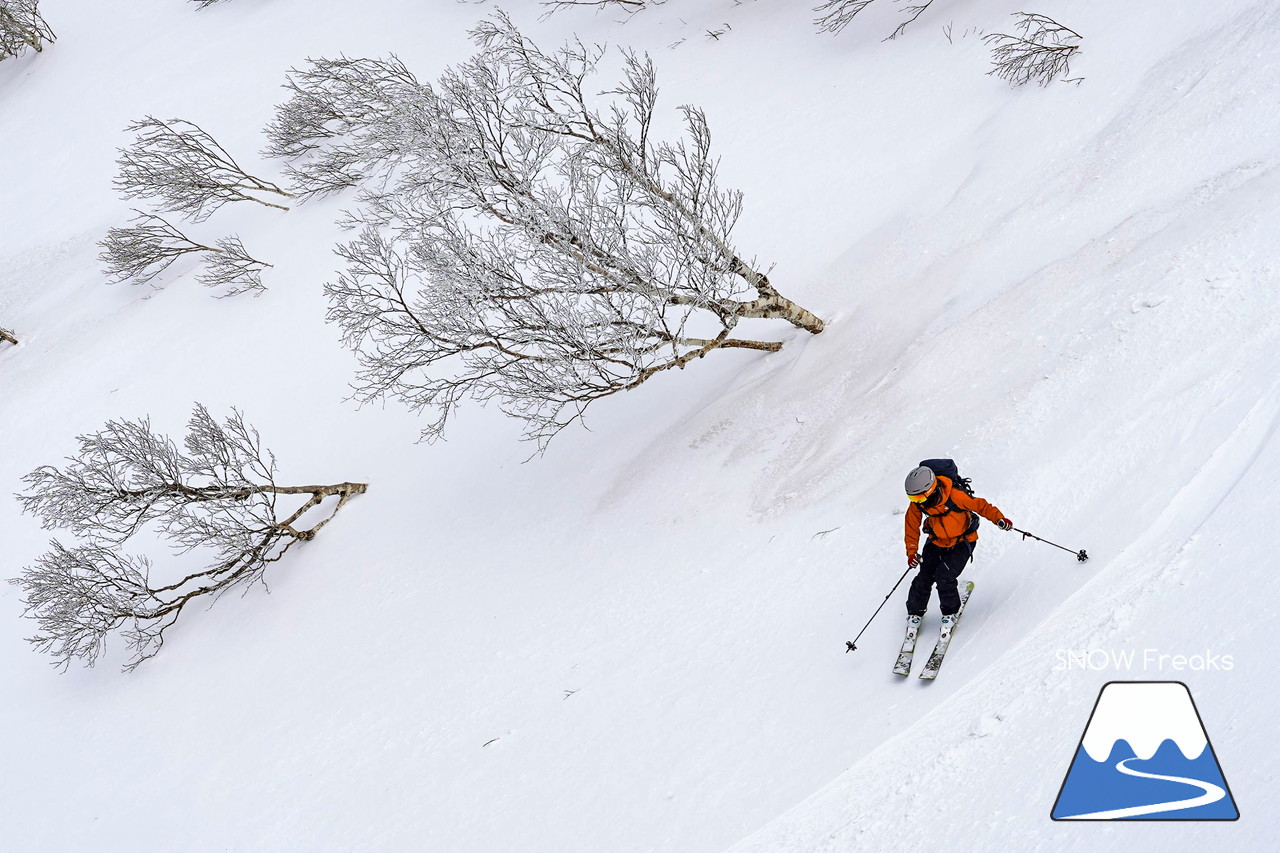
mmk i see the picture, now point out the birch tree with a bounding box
[98,211,271,295]
[985,13,1082,86]
[98,211,217,286]
[0,0,55,61]
[269,13,825,447]
[814,0,937,39]
[262,55,423,201]
[196,235,272,296]
[12,405,366,671]
[541,0,654,15]
[115,117,292,222]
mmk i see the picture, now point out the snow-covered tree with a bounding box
[99,211,217,286]
[985,13,1082,86]
[271,13,824,447]
[1,326,17,345]
[195,234,271,297]
[262,55,424,201]
[12,405,367,671]
[814,0,936,39]
[114,117,291,222]
[0,0,55,61]
[98,211,270,295]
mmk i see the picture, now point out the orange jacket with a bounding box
[905,476,1005,556]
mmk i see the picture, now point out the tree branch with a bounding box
[12,405,366,671]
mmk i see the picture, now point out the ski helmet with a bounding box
[905,466,936,502]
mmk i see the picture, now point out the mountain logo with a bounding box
[1051,680,1239,820]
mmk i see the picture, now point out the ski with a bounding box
[919,581,974,680]
[893,615,923,676]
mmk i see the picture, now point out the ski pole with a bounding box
[846,562,914,652]
[1013,527,1088,562]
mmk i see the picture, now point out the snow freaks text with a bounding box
[1054,649,1234,672]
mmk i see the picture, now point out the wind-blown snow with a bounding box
[1,1,1275,851]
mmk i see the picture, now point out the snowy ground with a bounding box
[1,1,1275,850]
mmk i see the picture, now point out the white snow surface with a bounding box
[2,1,1276,850]
[1080,682,1207,762]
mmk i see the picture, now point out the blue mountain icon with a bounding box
[1051,681,1238,820]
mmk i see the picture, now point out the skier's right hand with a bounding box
[907,553,920,569]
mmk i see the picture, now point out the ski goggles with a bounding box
[907,484,936,503]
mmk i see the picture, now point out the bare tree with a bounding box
[1,326,17,345]
[814,0,938,39]
[814,0,871,34]
[885,0,937,39]
[99,211,217,286]
[192,0,228,7]
[0,0,55,60]
[115,117,292,222]
[541,0,654,16]
[12,404,367,671]
[985,13,1081,86]
[98,210,270,294]
[262,55,424,201]
[280,14,823,447]
[195,235,271,297]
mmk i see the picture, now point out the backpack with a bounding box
[918,458,980,539]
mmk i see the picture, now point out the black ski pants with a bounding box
[906,540,974,617]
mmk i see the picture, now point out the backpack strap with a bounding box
[946,497,981,537]
[923,484,981,541]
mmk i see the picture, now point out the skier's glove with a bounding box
[907,553,921,568]
[997,518,1013,531]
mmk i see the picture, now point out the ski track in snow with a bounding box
[2,1,1276,851]
[732,3,1278,847]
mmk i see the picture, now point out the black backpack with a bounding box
[918,458,980,538]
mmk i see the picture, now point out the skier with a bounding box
[903,464,1011,638]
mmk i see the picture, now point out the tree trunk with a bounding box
[733,290,825,334]
[271,481,367,540]
[727,257,825,334]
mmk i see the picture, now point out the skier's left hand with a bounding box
[996,518,1012,531]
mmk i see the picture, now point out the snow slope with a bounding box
[1,1,1275,850]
